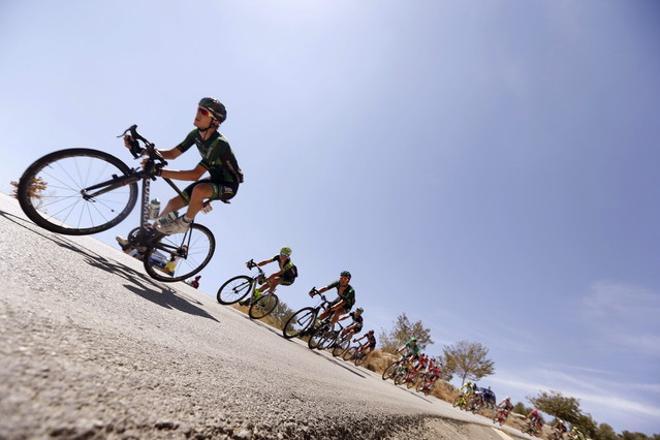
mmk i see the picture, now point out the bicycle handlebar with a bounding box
[117,124,167,166]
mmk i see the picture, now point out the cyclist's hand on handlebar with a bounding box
[308,287,317,298]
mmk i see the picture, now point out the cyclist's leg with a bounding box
[160,194,187,218]
[185,183,215,219]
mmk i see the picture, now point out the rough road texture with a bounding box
[0,194,530,440]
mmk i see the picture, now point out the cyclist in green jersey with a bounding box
[313,271,356,325]
[398,336,421,362]
[240,247,297,305]
[120,97,243,238]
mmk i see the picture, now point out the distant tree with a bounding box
[435,355,456,381]
[442,340,494,385]
[595,423,618,440]
[270,301,294,329]
[378,313,433,353]
[11,177,47,203]
[573,413,598,438]
[529,391,581,423]
[620,432,651,440]
[512,402,529,415]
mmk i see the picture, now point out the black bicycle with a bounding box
[16,125,216,282]
[216,259,280,320]
[282,288,334,339]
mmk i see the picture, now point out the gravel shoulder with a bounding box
[0,194,529,440]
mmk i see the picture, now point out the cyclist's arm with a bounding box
[158,147,183,160]
[256,257,277,266]
[160,163,207,181]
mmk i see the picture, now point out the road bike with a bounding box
[216,259,280,320]
[282,289,333,339]
[307,320,347,351]
[342,340,372,366]
[414,371,439,395]
[382,357,409,384]
[16,125,215,282]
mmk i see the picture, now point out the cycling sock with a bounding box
[183,215,192,223]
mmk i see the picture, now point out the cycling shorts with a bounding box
[181,179,238,203]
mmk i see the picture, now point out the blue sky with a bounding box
[1,0,659,434]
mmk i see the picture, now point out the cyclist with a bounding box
[247,247,298,299]
[339,307,364,339]
[494,396,513,424]
[527,408,543,433]
[551,419,568,439]
[186,275,202,289]
[313,271,356,325]
[397,336,421,363]
[118,97,243,243]
[353,329,377,356]
[426,358,442,383]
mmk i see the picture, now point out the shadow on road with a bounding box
[0,208,218,323]
[123,284,219,322]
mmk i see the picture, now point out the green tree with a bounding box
[573,413,597,438]
[620,432,650,440]
[434,355,456,381]
[595,423,618,440]
[529,391,581,424]
[442,340,494,385]
[378,313,433,353]
[269,300,294,329]
[512,402,529,416]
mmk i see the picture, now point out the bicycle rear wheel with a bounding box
[17,148,138,235]
[282,307,316,339]
[249,294,279,319]
[354,349,368,366]
[143,224,215,282]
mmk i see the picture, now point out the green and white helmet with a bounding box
[280,247,292,256]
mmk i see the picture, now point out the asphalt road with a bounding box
[0,193,532,440]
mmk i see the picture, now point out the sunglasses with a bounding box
[197,107,214,118]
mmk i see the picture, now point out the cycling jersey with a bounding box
[348,312,363,331]
[176,129,243,185]
[404,339,420,356]
[271,255,297,284]
[366,333,376,348]
[325,281,355,310]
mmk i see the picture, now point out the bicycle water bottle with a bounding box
[148,198,160,219]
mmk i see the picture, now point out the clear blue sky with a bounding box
[2,0,659,434]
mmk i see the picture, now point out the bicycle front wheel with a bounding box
[17,148,138,235]
[217,275,253,305]
[343,346,357,362]
[143,224,215,282]
[282,307,316,339]
[249,294,279,319]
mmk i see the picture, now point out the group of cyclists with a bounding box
[380,336,443,394]
[110,97,588,438]
[249,248,378,360]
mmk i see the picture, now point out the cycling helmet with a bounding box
[280,247,292,256]
[410,336,417,342]
[340,270,351,279]
[368,329,374,334]
[356,307,364,313]
[199,97,227,122]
